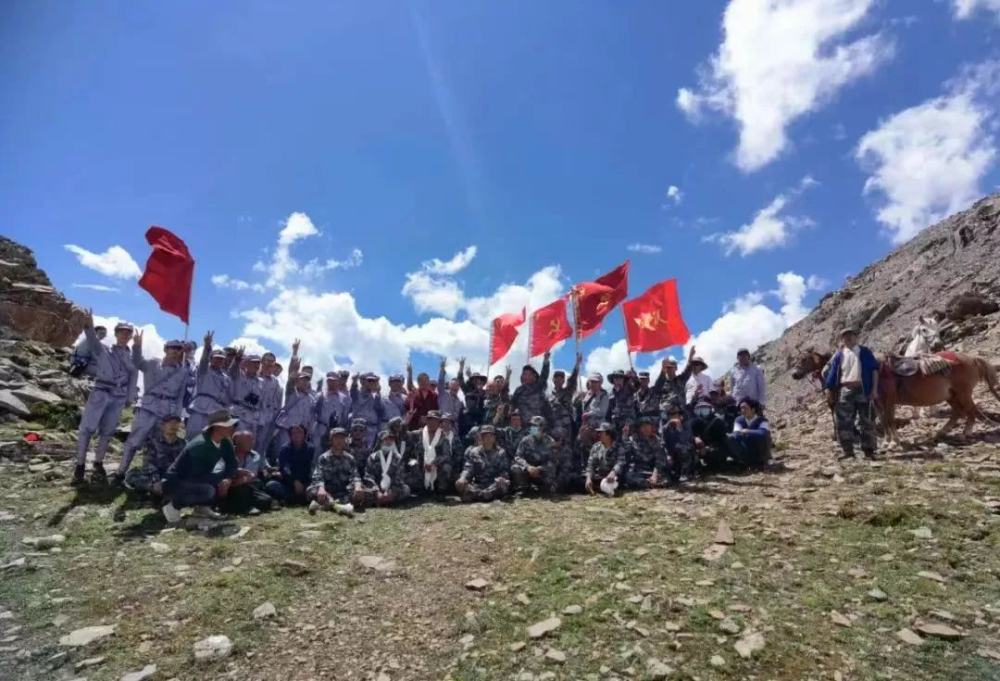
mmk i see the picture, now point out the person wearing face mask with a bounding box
[355,431,410,508]
[690,398,729,471]
[585,422,627,496]
[113,335,190,484]
[455,426,511,503]
[307,429,357,517]
[511,416,559,494]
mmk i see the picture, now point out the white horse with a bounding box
[903,316,946,419]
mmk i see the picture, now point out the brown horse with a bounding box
[792,349,1000,443]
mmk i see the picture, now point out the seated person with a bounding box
[456,425,511,503]
[511,416,559,494]
[307,428,357,516]
[218,430,279,514]
[691,398,730,470]
[124,415,186,500]
[585,422,627,496]
[625,417,668,489]
[405,410,453,495]
[551,428,582,493]
[440,413,462,483]
[161,409,240,523]
[498,410,526,456]
[728,398,771,468]
[274,424,314,504]
[661,403,694,481]
[355,430,410,509]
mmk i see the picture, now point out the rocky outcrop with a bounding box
[756,193,1000,423]
[0,236,88,347]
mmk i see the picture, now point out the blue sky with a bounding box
[3,0,1000,381]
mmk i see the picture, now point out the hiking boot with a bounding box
[162,502,182,524]
[837,446,855,461]
[307,500,321,516]
[91,462,108,484]
[333,503,355,518]
[72,464,86,485]
[107,471,123,488]
[862,449,879,460]
[192,506,223,520]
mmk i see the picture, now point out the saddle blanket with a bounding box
[892,352,958,377]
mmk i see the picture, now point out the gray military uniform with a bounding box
[75,326,138,466]
[187,354,233,436]
[230,369,265,448]
[117,348,189,475]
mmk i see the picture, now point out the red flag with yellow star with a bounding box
[622,279,690,353]
[573,260,630,340]
[529,297,572,357]
[489,308,526,365]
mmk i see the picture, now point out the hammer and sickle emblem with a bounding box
[595,293,612,314]
[635,308,668,331]
[548,319,561,337]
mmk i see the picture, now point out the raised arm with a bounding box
[438,358,447,392]
[406,362,415,393]
[539,353,551,386]
[677,346,696,383]
[198,331,213,377]
[81,309,106,357]
[567,353,582,393]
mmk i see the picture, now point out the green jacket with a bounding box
[166,433,237,484]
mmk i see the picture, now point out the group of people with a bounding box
[70,311,775,522]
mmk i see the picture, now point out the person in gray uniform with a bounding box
[69,325,107,377]
[258,352,284,463]
[186,331,234,437]
[314,372,345,462]
[384,374,408,421]
[275,361,318,452]
[113,335,190,482]
[230,351,264,448]
[74,313,138,484]
[349,372,385,450]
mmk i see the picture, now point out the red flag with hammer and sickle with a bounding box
[622,279,690,353]
[573,260,630,340]
[529,297,572,358]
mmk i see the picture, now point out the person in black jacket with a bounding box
[690,398,730,470]
[273,424,313,504]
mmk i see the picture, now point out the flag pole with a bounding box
[571,290,582,392]
[621,306,635,372]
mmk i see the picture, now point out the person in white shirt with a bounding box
[685,357,712,406]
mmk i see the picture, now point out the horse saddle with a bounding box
[889,352,957,378]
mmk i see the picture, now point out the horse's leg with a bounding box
[935,397,960,439]
[957,394,978,439]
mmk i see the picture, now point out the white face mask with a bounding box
[381,445,393,453]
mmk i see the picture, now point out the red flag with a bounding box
[573,260,630,340]
[138,226,195,324]
[528,297,572,357]
[489,308,526,365]
[622,279,690,353]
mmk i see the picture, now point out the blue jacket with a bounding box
[824,346,880,397]
[278,443,314,485]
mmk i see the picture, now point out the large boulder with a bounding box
[0,237,88,347]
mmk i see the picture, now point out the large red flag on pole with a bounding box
[489,308,526,365]
[528,297,572,358]
[573,260,630,340]
[138,226,195,325]
[622,279,691,353]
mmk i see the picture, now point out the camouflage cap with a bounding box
[529,415,546,427]
[479,425,496,435]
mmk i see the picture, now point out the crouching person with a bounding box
[456,425,511,503]
[218,430,279,514]
[625,417,668,490]
[511,416,559,494]
[307,428,357,517]
[585,422,627,496]
[124,415,186,501]
[161,410,239,523]
[272,424,314,505]
[355,431,410,509]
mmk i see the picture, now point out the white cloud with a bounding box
[856,61,1000,243]
[401,246,480,317]
[708,176,816,256]
[211,274,265,293]
[268,212,319,286]
[627,243,663,254]
[422,246,478,276]
[72,284,119,292]
[301,248,364,277]
[64,244,141,279]
[662,185,683,207]
[677,0,892,172]
[952,0,1000,19]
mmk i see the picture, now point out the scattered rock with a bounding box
[830,611,852,628]
[527,616,561,639]
[0,390,30,417]
[916,623,962,640]
[74,655,106,670]
[149,542,171,554]
[734,632,765,659]
[646,657,674,679]
[465,578,489,591]
[562,605,583,615]
[719,618,741,635]
[917,570,946,583]
[909,527,934,539]
[11,384,62,405]
[193,634,233,661]
[358,555,397,573]
[544,648,566,664]
[21,534,65,549]
[867,588,889,602]
[896,629,924,646]
[59,625,115,647]
[280,559,310,576]
[640,595,652,612]
[509,641,526,652]
[516,593,531,606]
[710,654,725,667]
[702,544,729,562]
[252,602,277,620]
[121,664,157,681]
[714,520,735,545]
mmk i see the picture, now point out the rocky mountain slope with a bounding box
[756,192,1000,425]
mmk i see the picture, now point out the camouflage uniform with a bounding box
[586,441,628,484]
[404,428,453,494]
[307,450,359,504]
[552,436,582,493]
[548,366,580,440]
[457,445,511,502]
[836,386,878,455]
[498,425,527,458]
[356,449,410,508]
[124,434,187,495]
[510,359,552,425]
[608,376,638,434]
[348,420,372,478]
[625,433,667,489]
[483,386,509,427]
[511,434,559,493]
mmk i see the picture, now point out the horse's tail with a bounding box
[973,357,1000,406]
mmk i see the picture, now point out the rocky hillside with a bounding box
[756,193,1000,424]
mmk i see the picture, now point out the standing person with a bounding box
[258,352,284,463]
[725,349,767,407]
[482,368,511,426]
[585,423,627,496]
[607,369,638,435]
[315,372,345,462]
[824,328,880,459]
[348,418,371,478]
[510,353,552,425]
[350,372,386,450]
[634,371,661,422]
[161,409,240,523]
[74,313,138,484]
[230,352,264,449]
[405,363,439,427]
[458,364,488,430]
[187,331,234,438]
[69,325,107,377]
[113,335,190,483]
[384,374,408,421]
[656,347,698,415]
[548,353,583,442]
[580,374,609,429]
[455,425,511,503]
[685,356,713,407]
[274,340,317,451]
[123,415,186,500]
[437,358,465,432]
